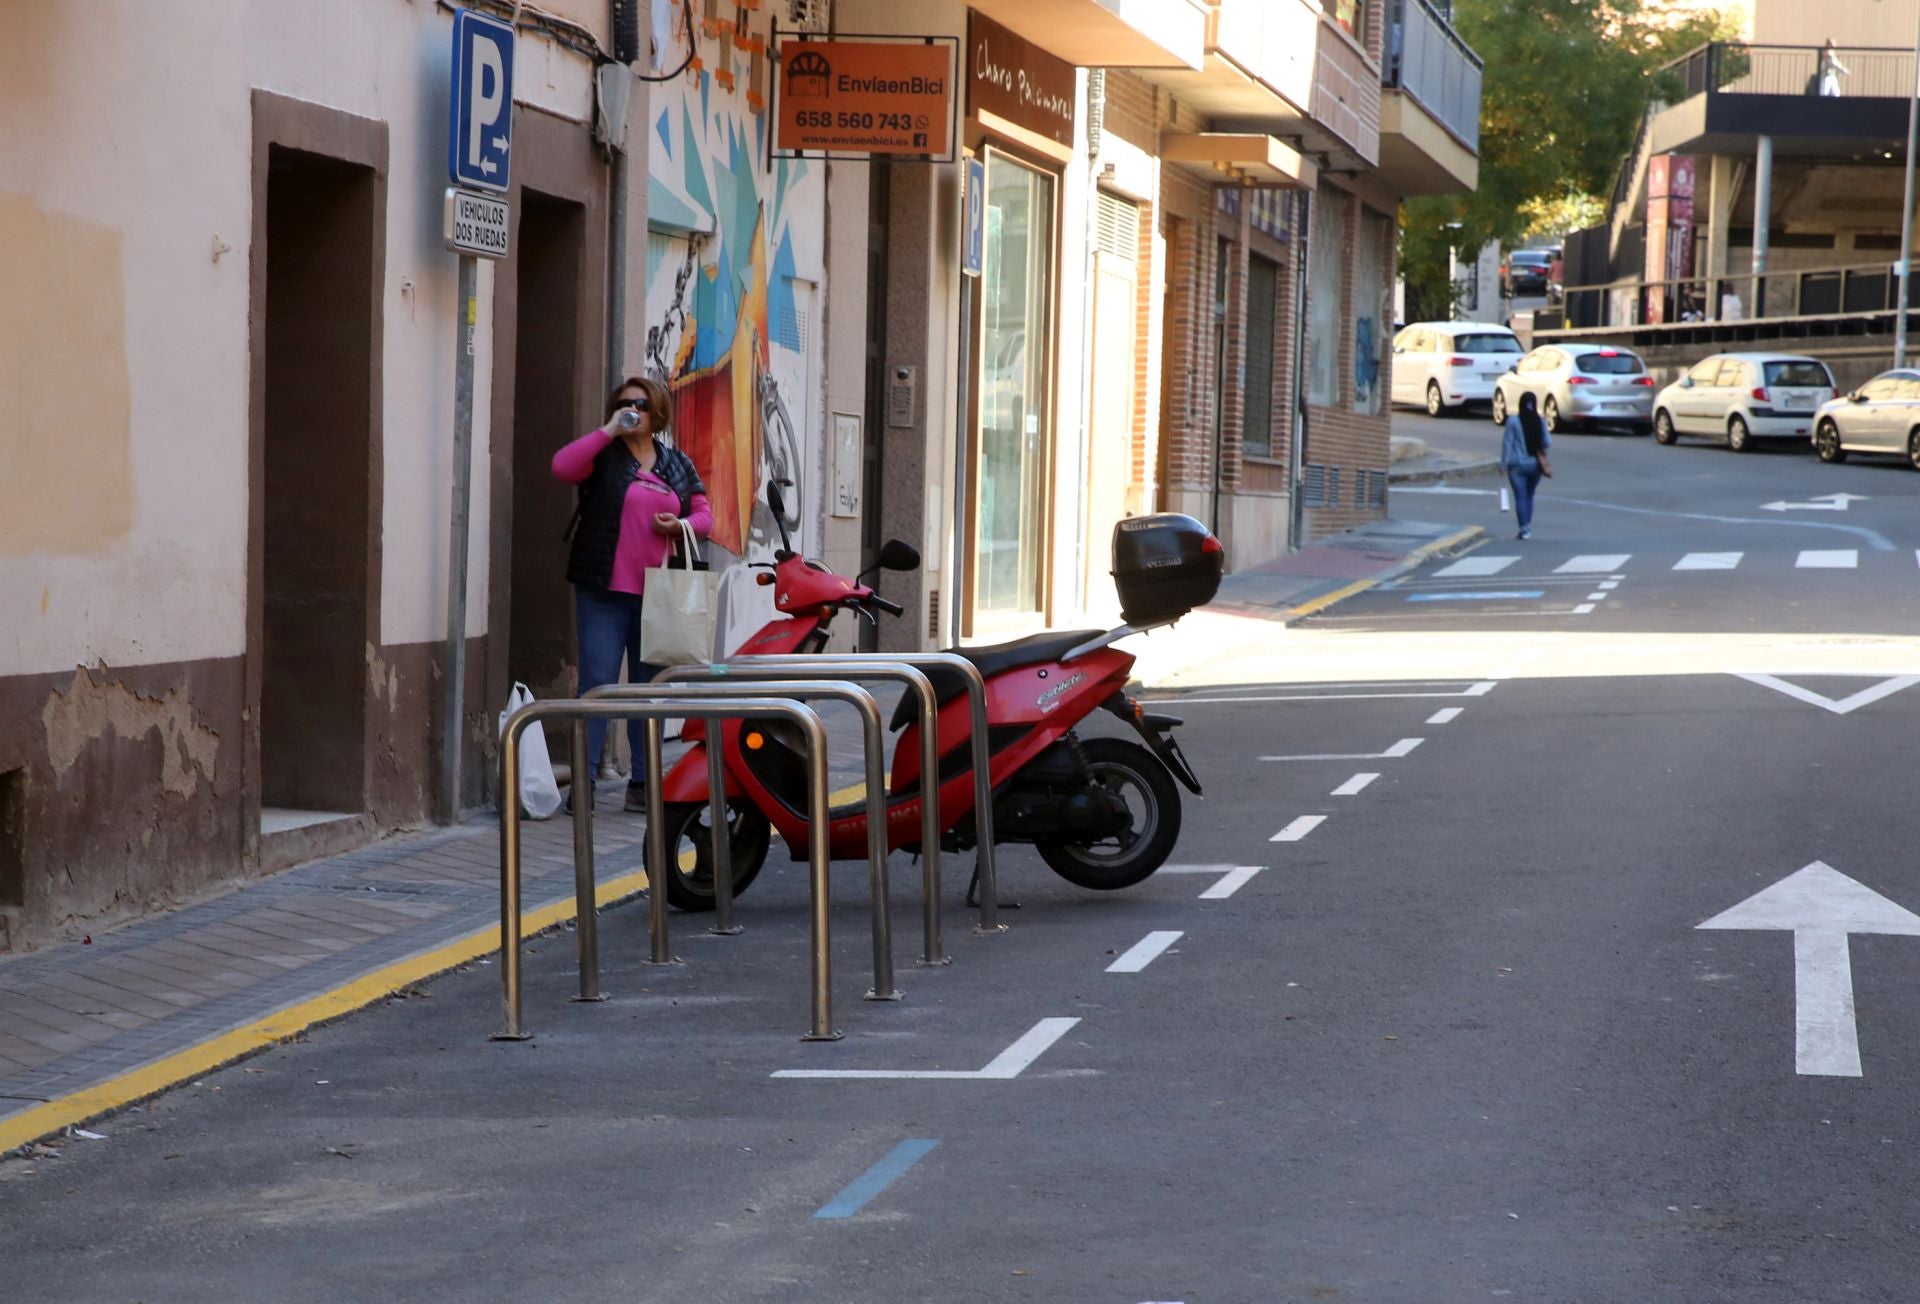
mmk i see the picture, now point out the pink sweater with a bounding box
[551,429,713,596]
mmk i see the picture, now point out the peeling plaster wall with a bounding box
[0,660,246,950]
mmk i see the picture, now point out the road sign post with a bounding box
[440,8,515,824]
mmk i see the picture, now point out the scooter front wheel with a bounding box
[1037,737,1182,891]
[659,799,772,912]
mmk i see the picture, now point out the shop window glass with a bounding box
[977,152,1055,618]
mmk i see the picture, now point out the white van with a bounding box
[1390,321,1524,417]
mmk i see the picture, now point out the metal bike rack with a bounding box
[730,653,1003,937]
[499,695,838,1041]
[590,678,899,1003]
[652,663,957,966]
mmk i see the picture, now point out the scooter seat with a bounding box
[888,629,1105,730]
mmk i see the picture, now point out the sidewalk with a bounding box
[1126,517,1483,689]
[0,521,1469,1154]
[1389,437,1501,485]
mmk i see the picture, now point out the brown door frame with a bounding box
[483,107,610,793]
[244,91,389,864]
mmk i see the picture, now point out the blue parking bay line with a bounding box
[1406,590,1546,603]
[815,1139,940,1219]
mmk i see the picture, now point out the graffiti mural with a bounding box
[645,3,823,652]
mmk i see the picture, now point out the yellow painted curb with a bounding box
[0,860,658,1156]
[1283,526,1484,622]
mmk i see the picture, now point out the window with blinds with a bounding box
[1244,254,1279,458]
[1094,191,1141,260]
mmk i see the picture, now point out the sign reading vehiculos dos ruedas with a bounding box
[967,12,1075,148]
[775,39,954,157]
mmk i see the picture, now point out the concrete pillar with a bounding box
[1704,154,1732,320]
[1752,134,1774,316]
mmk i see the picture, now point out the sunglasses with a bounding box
[616,396,651,413]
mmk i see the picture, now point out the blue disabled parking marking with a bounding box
[815,1139,940,1219]
[1406,590,1546,603]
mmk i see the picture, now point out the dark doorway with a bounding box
[260,146,375,816]
[509,192,587,698]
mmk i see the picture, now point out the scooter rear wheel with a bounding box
[659,799,772,912]
[1037,737,1182,891]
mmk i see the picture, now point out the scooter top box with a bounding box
[1111,513,1224,626]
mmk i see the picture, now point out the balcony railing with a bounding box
[1385,0,1482,151]
[1661,42,1917,101]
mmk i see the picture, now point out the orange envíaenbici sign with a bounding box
[775,39,953,158]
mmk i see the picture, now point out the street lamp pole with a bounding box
[1898,5,1920,368]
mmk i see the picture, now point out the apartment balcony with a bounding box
[1142,0,1380,172]
[1651,42,1916,159]
[1377,0,1481,195]
[964,0,1209,69]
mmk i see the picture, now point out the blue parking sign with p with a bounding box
[449,9,515,192]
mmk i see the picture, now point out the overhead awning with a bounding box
[1160,132,1319,189]
[963,0,1207,69]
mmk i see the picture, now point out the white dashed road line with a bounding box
[1556,554,1632,573]
[1331,773,1379,796]
[1271,816,1326,843]
[1426,707,1462,725]
[1107,931,1183,973]
[1797,550,1859,569]
[1675,552,1743,570]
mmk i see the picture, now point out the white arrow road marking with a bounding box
[771,1017,1081,1080]
[1160,864,1267,899]
[1260,738,1423,762]
[1698,862,1920,1076]
[1763,493,1869,512]
[1731,672,1920,714]
[1107,931,1182,973]
[1796,549,1858,568]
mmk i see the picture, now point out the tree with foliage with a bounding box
[1401,0,1745,321]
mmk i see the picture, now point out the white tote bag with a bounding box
[498,682,564,819]
[639,520,719,666]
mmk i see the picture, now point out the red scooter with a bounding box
[654,482,1224,911]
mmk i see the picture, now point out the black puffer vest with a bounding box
[565,436,708,589]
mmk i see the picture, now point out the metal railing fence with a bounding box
[1386,0,1483,151]
[1662,42,1917,100]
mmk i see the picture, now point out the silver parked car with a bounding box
[1811,369,1920,469]
[1652,353,1836,452]
[1491,343,1655,433]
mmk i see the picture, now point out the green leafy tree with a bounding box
[1401,0,1743,320]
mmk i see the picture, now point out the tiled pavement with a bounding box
[0,706,882,1150]
[0,808,654,1136]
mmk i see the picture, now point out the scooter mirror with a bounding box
[878,539,921,571]
[766,478,788,520]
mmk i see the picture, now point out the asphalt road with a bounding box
[7,429,1920,1302]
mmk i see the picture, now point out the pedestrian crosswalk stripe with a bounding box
[1675,552,1743,570]
[1434,555,1519,578]
[1556,555,1631,573]
[1796,549,1858,569]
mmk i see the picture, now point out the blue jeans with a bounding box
[574,586,660,788]
[1508,465,1542,530]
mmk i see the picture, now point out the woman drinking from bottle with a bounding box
[551,376,711,811]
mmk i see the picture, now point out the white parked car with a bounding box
[1652,354,1836,451]
[1811,369,1920,469]
[1390,321,1523,417]
[1490,343,1655,434]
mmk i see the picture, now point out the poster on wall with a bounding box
[773,38,957,160]
[644,2,826,653]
